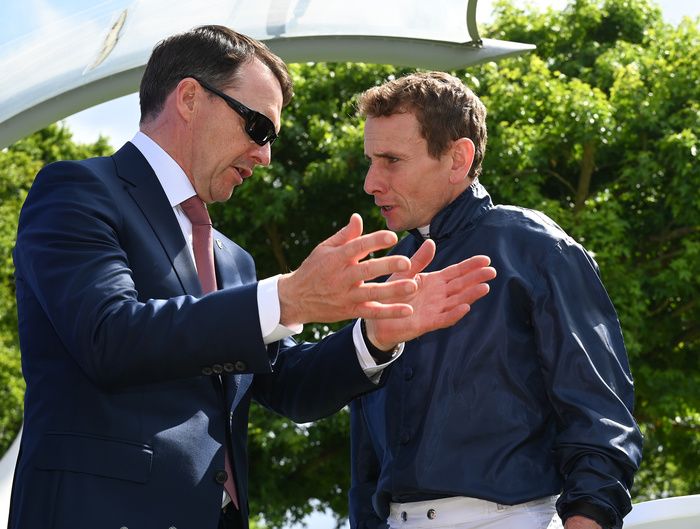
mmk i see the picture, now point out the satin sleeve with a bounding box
[530,239,643,529]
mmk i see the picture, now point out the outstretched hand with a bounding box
[365,239,496,350]
[277,214,421,325]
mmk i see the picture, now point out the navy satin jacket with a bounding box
[350,182,642,529]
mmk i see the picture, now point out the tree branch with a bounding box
[574,141,596,213]
[544,168,578,195]
[265,222,289,273]
[649,225,700,243]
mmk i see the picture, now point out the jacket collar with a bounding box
[112,142,203,296]
[409,180,493,243]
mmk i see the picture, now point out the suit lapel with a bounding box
[114,143,253,409]
[212,229,243,289]
[112,143,202,296]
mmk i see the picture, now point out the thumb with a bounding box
[409,239,436,276]
[391,239,435,281]
[323,213,363,247]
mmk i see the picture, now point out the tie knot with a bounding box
[180,195,211,226]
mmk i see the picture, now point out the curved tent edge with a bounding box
[0,35,534,149]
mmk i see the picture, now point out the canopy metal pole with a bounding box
[466,0,483,45]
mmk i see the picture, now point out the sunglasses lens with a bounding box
[191,76,278,146]
[247,114,277,146]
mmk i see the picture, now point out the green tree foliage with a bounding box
[0,0,697,525]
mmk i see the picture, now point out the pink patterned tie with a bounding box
[180,195,239,509]
[180,195,217,294]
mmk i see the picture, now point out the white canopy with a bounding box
[0,0,534,148]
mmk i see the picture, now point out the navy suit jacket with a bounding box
[10,142,377,529]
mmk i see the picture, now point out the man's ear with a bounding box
[449,138,475,185]
[174,78,198,122]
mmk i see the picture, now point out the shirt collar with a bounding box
[129,131,196,207]
[409,180,494,243]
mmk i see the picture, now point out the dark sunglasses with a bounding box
[188,76,278,146]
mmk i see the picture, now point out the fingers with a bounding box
[407,239,436,277]
[446,266,496,296]
[445,283,491,308]
[445,267,496,297]
[427,304,472,330]
[351,255,412,283]
[353,301,414,320]
[353,278,418,303]
[323,213,364,247]
[339,230,399,262]
[320,215,407,278]
[435,255,493,282]
[430,283,490,318]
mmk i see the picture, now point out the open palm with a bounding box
[366,240,496,350]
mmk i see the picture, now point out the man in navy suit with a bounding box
[9,27,495,529]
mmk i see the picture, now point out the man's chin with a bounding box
[210,186,236,203]
[386,222,406,233]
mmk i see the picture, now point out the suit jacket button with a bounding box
[223,362,235,373]
[234,361,247,372]
[427,509,436,520]
[404,367,414,381]
[212,364,224,374]
[400,431,410,445]
[215,470,228,484]
[201,367,213,376]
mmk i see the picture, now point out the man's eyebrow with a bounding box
[367,151,402,160]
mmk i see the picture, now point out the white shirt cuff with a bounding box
[258,275,303,345]
[353,319,404,384]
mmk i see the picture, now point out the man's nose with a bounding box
[364,165,384,196]
[250,141,272,167]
